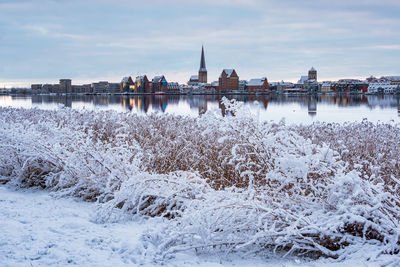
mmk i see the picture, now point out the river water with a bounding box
[1,94,399,124]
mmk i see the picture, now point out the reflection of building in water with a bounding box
[397,97,400,117]
[120,96,151,113]
[120,96,130,110]
[261,96,269,109]
[31,95,43,104]
[307,97,317,117]
[187,96,208,115]
[93,95,109,106]
[160,98,168,112]
[64,96,72,107]
[366,95,398,110]
[151,96,168,112]
[31,94,73,107]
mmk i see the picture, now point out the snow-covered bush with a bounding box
[0,99,399,261]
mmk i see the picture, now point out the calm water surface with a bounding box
[1,94,399,124]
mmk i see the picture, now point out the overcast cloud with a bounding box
[0,0,399,86]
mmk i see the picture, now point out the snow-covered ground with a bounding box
[0,184,150,266]
[1,102,400,266]
[1,185,398,267]
[0,185,307,267]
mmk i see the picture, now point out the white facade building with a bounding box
[368,82,399,94]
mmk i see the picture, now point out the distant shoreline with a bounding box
[1,91,398,96]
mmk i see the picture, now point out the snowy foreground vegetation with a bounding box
[1,98,399,264]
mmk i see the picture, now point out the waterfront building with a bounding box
[211,81,219,90]
[92,81,109,94]
[247,78,270,93]
[332,79,368,93]
[71,84,91,94]
[188,75,199,85]
[383,76,400,87]
[135,75,151,93]
[199,46,207,83]
[239,80,247,92]
[308,67,317,81]
[151,75,168,92]
[298,76,309,84]
[269,81,294,93]
[296,69,319,93]
[321,82,332,93]
[42,84,60,94]
[167,82,180,92]
[120,77,134,93]
[60,79,72,93]
[218,69,239,91]
[108,83,120,94]
[31,84,42,91]
[383,76,400,82]
[303,82,319,93]
[368,81,398,94]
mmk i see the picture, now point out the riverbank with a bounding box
[1,90,399,97]
[1,184,398,267]
[1,105,399,266]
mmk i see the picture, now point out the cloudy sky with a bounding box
[0,0,399,87]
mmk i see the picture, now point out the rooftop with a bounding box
[248,78,267,86]
[220,69,235,78]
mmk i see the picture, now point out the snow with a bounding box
[220,69,234,78]
[247,78,266,86]
[1,103,400,266]
[152,76,164,82]
[297,75,309,84]
[1,185,398,267]
[121,77,130,83]
[0,185,152,266]
[384,76,400,81]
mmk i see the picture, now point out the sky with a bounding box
[0,0,399,87]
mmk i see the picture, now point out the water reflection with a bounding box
[307,96,317,117]
[397,97,400,117]
[2,94,400,123]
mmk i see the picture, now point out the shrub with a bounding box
[0,100,399,261]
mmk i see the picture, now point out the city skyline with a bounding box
[1,0,399,88]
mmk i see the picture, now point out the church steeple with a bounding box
[198,45,207,83]
[200,45,206,71]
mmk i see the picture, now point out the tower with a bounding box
[308,67,317,81]
[198,46,207,83]
[59,79,72,93]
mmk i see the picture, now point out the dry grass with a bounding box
[0,104,399,259]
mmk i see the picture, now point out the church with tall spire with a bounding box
[198,46,207,83]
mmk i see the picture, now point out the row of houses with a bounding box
[120,75,180,93]
[269,74,400,95]
[320,77,400,94]
[188,69,270,93]
[29,68,398,95]
[120,69,270,94]
[31,79,121,94]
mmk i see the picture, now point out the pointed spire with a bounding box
[199,45,206,71]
